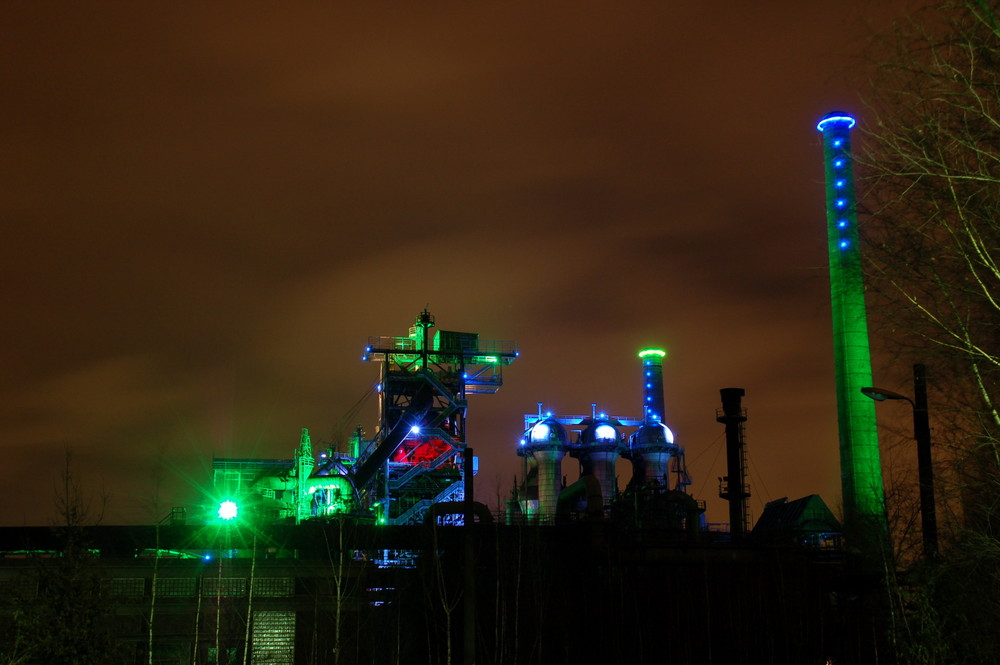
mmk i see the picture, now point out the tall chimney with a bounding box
[628,349,677,489]
[717,388,750,539]
[816,112,887,536]
[638,348,667,422]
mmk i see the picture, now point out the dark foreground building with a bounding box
[0,520,881,665]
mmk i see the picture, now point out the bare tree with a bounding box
[859,3,1000,662]
[14,450,123,664]
[860,0,1000,529]
[422,524,462,665]
[321,517,354,665]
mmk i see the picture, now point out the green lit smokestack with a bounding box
[816,112,887,535]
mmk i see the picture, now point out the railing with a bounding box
[365,336,518,360]
[392,481,464,525]
[367,336,417,352]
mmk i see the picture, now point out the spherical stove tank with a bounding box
[632,422,675,448]
[528,418,568,446]
[629,422,677,488]
[526,417,568,524]
[580,419,619,446]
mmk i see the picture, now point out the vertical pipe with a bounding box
[816,112,887,536]
[912,364,939,559]
[463,449,476,665]
[463,448,475,523]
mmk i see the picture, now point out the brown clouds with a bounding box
[1,1,911,524]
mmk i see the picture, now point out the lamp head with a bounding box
[861,387,910,402]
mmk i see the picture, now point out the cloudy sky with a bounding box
[1,1,915,526]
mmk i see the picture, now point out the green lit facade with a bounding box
[209,311,518,527]
[816,113,887,531]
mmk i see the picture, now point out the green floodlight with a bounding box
[217,500,238,521]
[638,348,666,359]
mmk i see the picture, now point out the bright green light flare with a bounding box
[217,500,238,521]
[819,117,887,528]
[637,348,666,359]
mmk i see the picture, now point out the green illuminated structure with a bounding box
[305,475,355,517]
[816,113,887,535]
[206,312,516,527]
[295,427,314,523]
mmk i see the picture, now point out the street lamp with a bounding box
[862,363,939,560]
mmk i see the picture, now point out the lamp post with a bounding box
[861,363,939,560]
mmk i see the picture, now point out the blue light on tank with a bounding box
[836,199,847,208]
[530,423,551,442]
[646,383,652,388]
[410,425,421,434]
[840,240,850,249]
[833,139,843,147]
[835,180,846,188]
[594,424,617,441]
[816,114,856,132]
[834,159,845,168]
[375,383,382,392]
[838,220,848,228]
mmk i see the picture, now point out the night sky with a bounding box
[2,1,914,526]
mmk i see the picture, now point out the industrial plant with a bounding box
[0,113,886,665]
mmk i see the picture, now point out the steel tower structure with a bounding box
[816,112,887,534]
[357,310,518,524]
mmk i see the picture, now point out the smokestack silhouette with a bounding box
[717,388,750,539]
